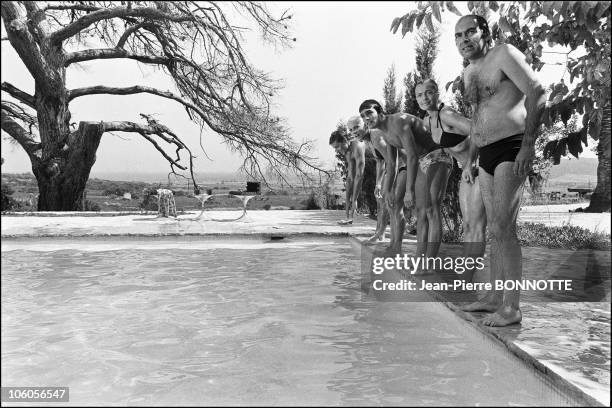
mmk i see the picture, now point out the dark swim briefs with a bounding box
[479,134,523,175]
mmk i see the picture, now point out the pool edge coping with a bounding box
[432,293,606,407]
[347,236,608,407]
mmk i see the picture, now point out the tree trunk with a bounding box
[34,122,103,211]
[586,105,611,213]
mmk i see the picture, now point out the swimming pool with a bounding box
[1,237,580,405]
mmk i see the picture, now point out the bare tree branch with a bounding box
[67,84,212,118]
[64,48,170,66]
[49,5,196,44]
[1,2,57,93]
[67,84,235,139]
[101,119,189,171]
[43,3,102,12]
[23,1,50,41]
[116,22,146,48]
[1,100,38,133]
[1,108,42,158]
[1,82,36,108]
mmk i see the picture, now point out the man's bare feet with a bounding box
[481,305,522,326]
[460,294,501,312]
[337,219,353,225]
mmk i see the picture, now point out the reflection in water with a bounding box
[2,238,579,406]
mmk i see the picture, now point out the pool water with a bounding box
[1,237,578,406]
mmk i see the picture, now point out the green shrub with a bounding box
[438,221,609,250]
[83,200,101,212]
[517,222,610,251]
[1,184,17,211]
[263,204,271,210]
[304,192,321,210]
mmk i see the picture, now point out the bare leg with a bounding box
[425,162,451,260]
[481,163,525,327]
[367,197,388,242]
[415,168,428,258]
[461,168,501,312]
[459,174,487,282]
[413,169,431,275]
[388,169,407,253]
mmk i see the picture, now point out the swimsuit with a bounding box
[457,157,479,178]
[429,103,467,148]
[418,148,453,174]
[479,134,523,175]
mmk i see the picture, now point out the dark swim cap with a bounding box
[358,99,384,115]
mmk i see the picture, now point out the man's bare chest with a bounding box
[464,66,506,105]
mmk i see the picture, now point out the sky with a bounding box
[0,2,594,177]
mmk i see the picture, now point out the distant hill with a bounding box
[91,171,243,184]
[546,158,597,189]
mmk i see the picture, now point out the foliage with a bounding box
[402,26,440,117]
[139,187,161,211]
[383,64,403,114]
[414,26,440,82]
[359,150,378,216]
[333,121,349,182]
[441,160,463,236]
[304,191,321,210]
[391,1,611,212]
[103,188,126,197]
[403,72,420,116]
[83,199,101,212]
[441,220,610,250]
[517,222,610,251]
[1,184,17,211]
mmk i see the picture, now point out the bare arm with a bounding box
[499,44,546,177]
[399,118,419,210]
[367,140,386,198]
[461,136,480,184]
[384,144,398,208]
[440,107,471,135]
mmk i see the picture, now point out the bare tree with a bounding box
[1,1,324,210]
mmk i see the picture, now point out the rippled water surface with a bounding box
[2,238,577,406]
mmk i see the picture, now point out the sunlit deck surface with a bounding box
[2,208,610,406]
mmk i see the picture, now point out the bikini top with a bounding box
[430,103,467,148]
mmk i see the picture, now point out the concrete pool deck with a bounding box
[1,209,610,406]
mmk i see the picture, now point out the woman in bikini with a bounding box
[415,79,487,281]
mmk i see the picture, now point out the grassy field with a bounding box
[1,173,335,212]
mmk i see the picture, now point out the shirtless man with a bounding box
[455,15,546,326]
[329,128,366,225]
[347,116,389,242]
[359,99,440,256]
